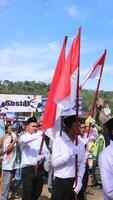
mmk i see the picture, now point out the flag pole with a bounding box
[35,131,45,174]
[75,27,81,200]
[87,50,107,137]
[91,50,107,118]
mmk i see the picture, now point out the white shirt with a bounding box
[2,132,18,170]
[79,127,98,144]
[78,127,98,159]
[52,133,86,179]
[19,130,48,168]
[98,140,113,200]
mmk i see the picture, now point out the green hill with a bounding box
[0,80,113,113]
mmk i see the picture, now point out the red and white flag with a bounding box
[42,28,81,139]
[41,36,67,132]
[80,50,107,90]
[54,28,81,118]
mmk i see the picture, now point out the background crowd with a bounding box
[0,103,113,200]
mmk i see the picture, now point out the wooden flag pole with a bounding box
[87,50,107,137]
[35,132,45,174]
[75,27,81,200]
[91,50,107,118]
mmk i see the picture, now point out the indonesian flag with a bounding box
[41,36,67,131]
[80,50,107,90]
[54,28,81,118]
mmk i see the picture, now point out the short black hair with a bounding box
[63,115,76,130]
[26,117,37,125]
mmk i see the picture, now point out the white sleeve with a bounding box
[52,138,72,168]
[19,133,39,147]
[41,141,49,159]
[99,151,113,199]
[78,143,86,179]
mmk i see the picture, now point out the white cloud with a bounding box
[65,5,78,18]
[0,37,112,91]
[0,40,60,82]
[104,64,113,73]
[0,0,9,8]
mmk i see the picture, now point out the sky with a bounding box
[0,0,113,91]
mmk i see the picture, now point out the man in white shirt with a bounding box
[19,117,48,200]
[51,115,86,200]
[98,117,113,200]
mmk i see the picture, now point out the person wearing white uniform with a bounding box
[51,115,86,200]
[19,117,48,200]
[98,117,113,200]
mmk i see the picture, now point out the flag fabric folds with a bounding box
[80,50,107,90]
[42,29,81,139]
[41,36,67,131]
[54,29,81,118]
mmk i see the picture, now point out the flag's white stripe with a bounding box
[55,68,78,114]
[45,68,78,140]
[83,65,101,85]
[89,65,101,79]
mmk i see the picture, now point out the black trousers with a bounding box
[51,177,85,200]
[21,166,44,200]
[51,177,75,200]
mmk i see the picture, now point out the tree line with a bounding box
[0,80,113,113]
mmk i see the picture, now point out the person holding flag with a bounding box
[51,115,86,200]
[41,27,84,200]
[19,117,48,200]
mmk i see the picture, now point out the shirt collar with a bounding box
[63,133,72,141]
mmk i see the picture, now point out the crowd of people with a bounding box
[0,112,113,200]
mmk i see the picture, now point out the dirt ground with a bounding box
[0,183,104,200]
[40,184,104,200]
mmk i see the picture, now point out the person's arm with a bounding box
[74,142,86,194]
[52,141,71,167]
[0,135,4,147]
[5,138,18,154]
[99,151,113,199]
[19,133,39,147]
[41,140,49,159]
[77,143,86,179]
[99,153,113,199]
[52,138,79,168]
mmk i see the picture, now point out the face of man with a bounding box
[27,122,38,134]
[68,121,81,140]
[80,123,86,136]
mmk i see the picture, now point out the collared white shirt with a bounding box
[19,130,48,168]
[99,140,113,200]
[52,133,86,179]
